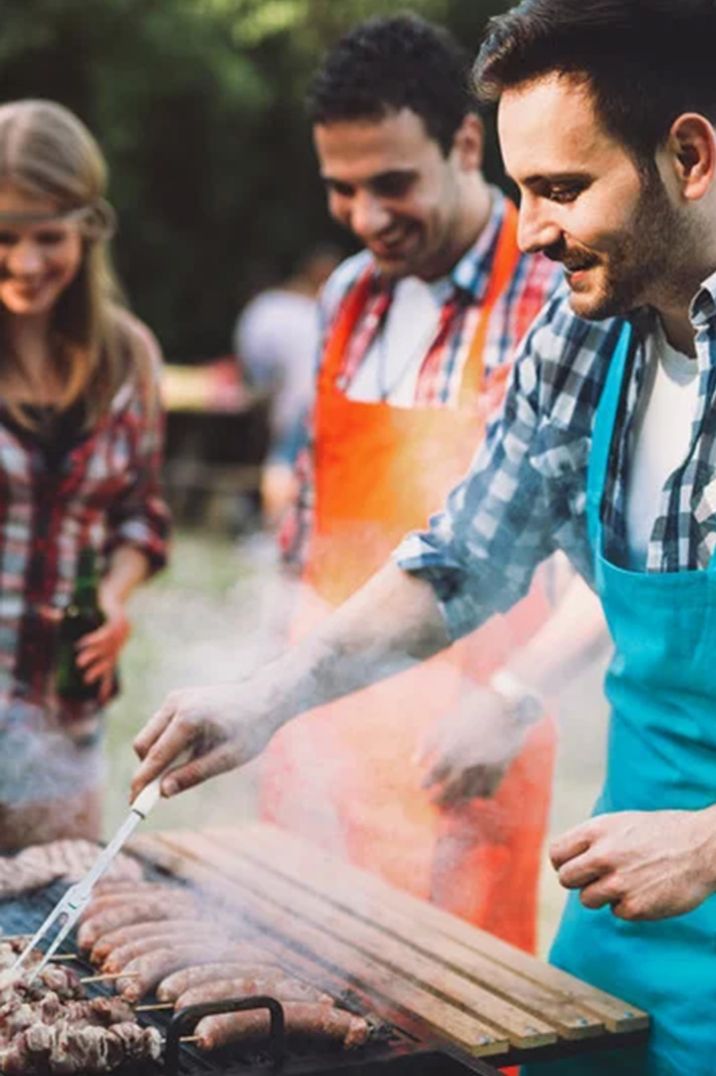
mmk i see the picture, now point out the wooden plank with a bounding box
[131,832,508,1058]
[235,823,648,1035]
[193,830,556,1051]
[215,826,602,1042]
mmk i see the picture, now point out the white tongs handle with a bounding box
[131,774,163,819]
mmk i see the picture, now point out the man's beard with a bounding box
[546,173,689,321]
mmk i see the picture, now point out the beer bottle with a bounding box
[55,547,105,701]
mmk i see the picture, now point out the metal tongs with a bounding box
[11,773,169,978]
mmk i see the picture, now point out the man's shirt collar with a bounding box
[449,186,506,303]
[690,268,716,328]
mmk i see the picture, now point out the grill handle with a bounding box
[165,995,286,1074]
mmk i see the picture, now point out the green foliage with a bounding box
[0,0,510,358]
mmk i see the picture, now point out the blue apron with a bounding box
[525,325,716,1076]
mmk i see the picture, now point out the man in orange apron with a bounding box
[263,13,563,955]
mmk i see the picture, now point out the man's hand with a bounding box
[131,677,284,802]
[75,592,131,703]
[130,563,450,805]
[418,686,528,807]
[551,808,716,920]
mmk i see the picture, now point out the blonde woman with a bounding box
[0,100,169,850]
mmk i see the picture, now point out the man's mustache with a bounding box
[543,237,599,272]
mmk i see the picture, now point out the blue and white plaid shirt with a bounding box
[396,271,716,641]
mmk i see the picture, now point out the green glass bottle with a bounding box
[55,547,105,701]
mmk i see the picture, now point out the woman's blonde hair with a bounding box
[0,99,154,427]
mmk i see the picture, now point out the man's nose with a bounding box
[349,190,391,239]
[7,240,43,276]
[517,200,562,255]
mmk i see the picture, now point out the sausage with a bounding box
[102,928,230,973]
[77,897,197,949]
[193,1004,369,1050]
[175,975,334,1010]
[116,944,270,1002]
[80,888,197,922]
[158,962,279,1002]
[90,918,235,965]
[92,879,176,896]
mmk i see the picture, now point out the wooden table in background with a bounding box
[161,359,270,528]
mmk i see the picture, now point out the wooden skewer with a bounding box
[135,1002,173,1012]
[179,1035,201,1045]
[81,971,139,984]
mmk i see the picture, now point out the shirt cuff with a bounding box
[393,531,494,643]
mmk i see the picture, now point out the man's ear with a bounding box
[667,113,716,201]
[451,112,485,172]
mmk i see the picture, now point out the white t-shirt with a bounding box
[625,323,699,568]
[346,276,452,407]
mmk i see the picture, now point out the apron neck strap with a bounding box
[320,200,522,406]
[458,200,522,406]
[319,267,377,393]
[586,323,632,557]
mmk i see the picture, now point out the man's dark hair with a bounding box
[307,12,478,156]
[474,0,716,170]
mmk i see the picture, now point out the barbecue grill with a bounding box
[0,824,650,1075]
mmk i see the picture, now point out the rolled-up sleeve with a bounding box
[395,308,561,642]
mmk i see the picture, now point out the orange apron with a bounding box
[261,204,555,953]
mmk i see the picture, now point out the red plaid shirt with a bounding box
[0,352,169,719]
[281,191,561,567]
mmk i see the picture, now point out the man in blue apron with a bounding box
[132,2,716,1071]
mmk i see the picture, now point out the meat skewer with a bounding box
[80,972,140,985]
[0,1020,162,1074]
[0,954,163,1075]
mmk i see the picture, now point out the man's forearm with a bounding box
[132,561,452,799]
[263,561,451,729]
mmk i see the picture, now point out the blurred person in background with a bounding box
[263,13,604,954]
[234,246,340,527]
[0,99,169,851]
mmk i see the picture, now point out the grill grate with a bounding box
[0,869,501,1076]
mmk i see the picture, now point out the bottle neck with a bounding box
[72,549,100,607]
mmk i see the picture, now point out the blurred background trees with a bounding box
[0,0,511,359]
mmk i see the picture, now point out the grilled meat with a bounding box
[175,973,334,1009]
[116,942,270,1002]
[192,1003,369,1050]
[157,960,280,1002]
[0,1020,162,1074]
[0,841,142,900]
[90,915,236,964]
[77,896,199,949]
[101,927,230,973]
